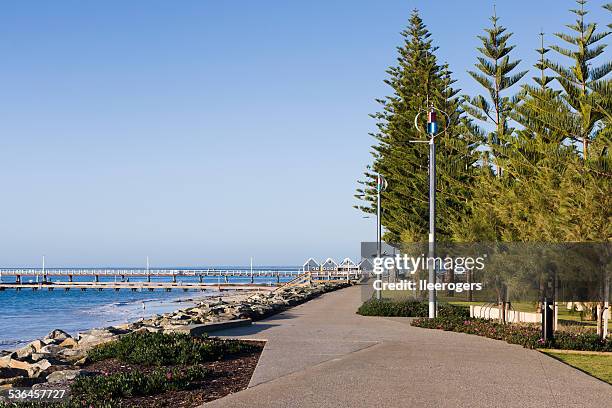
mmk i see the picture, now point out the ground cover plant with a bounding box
[0,332,264,408]
[411,316,612,352]
[87,331,260,366]
[357,299,470,320]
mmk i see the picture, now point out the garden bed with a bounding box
[410,316,612,352]
[0,332,264,407]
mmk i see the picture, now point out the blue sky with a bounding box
[0,1,608,267]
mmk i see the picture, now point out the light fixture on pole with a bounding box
[412,104,450,318]
[375,173,387,300]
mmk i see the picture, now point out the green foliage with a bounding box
[411,316,612,351]
[359,2,610,247]
[545,0,611,158]
[357,299,428,317]
[463,9,527,176]
[357,299,469,319]
[552,331,612,352]
[71,365,210,403]
[355,9,478,243]
[0,367,210,407]
[88,331,261,366]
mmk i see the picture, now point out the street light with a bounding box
[412,104,450,318]
[375,174,387,300]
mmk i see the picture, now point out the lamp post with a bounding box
[413,105,449,318]
[375,174,387,300]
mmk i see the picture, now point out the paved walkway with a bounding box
[202,285,612,408]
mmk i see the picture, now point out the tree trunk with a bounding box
[467,268,473,302]
[446,266,455,297]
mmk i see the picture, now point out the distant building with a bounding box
[338,258,358,273]
[320,258,338,272]
[302,258,320,272]
[358,258,374,273]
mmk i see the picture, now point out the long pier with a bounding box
[0,282,276,292]
[0,267,360,291]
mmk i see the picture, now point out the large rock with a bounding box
[58,338,78,349]
[28,340,45,352]
[0,355,30,371]
[45,329,71,342]
[38,345,63,356]
[55,348,87,364]
[46,369,93,383]
[0,355,52,379]
[15,344,36,359]
[26,359,52,378]
[0,367,28,385]
[76,327,128,348]
[0,353,15,368]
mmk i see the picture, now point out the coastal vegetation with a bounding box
[356,0,611,337]
[410,315,612,352]
[0,332,263,407]
[0,282,351,407]
[356,0,611,244]
[87,331,260,366]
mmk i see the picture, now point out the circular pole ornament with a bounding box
[376,174,387,192]
[413,105,451,139]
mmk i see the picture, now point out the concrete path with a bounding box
[203,285,612,408]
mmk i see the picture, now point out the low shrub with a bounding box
[411,316,546,348]
[551,331,612,352]
[88,331,261,366]
[71,366,210,403]
[357,299,469,319]
[0,358,213,407]
[411,316,612,351]
[357,299,428,317]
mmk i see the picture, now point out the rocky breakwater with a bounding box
[0,281,351,390]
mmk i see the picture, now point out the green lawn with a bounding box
[541,350,612,385]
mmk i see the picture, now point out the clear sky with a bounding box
[0,1,608,267]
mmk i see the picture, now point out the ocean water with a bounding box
[0,270,294,350]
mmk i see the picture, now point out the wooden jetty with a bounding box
[0,267,359,291]
[0,281,277,292]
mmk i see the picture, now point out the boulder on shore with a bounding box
[46,369,93,383]
[0,367,28,385]
[45,329,71,342]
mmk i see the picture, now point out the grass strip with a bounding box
[540,350,612,385]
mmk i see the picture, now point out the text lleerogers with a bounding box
[372,254,485,292]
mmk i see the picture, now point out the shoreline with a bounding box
[0,282,351,389]
[0,289,258,352]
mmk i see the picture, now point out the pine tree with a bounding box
[356,10,476,243]
[546,0,611,159]
[512,33,564,147]
[435,63,480,242]
[463,9,527,177]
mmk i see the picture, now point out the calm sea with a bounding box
[0,267,295,350]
